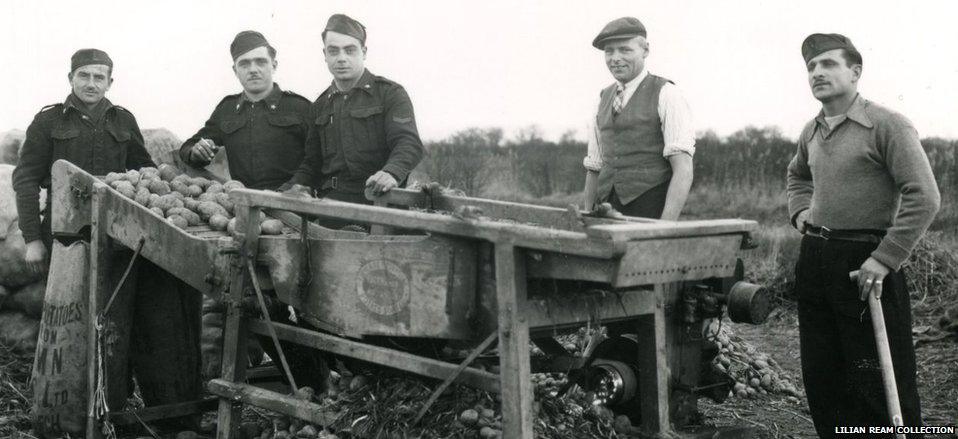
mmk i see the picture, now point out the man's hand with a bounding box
[365,171,398,196]
[855,257,891,301]
[795,209,810,233]
[189,138,219,164]
[23,240,48,276]
[282,184,313,199]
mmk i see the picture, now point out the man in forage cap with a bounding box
[177,31,329,392]
[14,49,201,434]
[787,33,938,437]
[180,30,311,190]
[283,13,424,226]
[581,17,696,220]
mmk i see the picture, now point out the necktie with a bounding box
[612,84,625,116]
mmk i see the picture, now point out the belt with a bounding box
[805,224,884,244]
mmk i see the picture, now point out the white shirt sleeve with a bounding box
[583,94,603,172]
[658,83,696,157]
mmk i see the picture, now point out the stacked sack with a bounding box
[0,164,44,352]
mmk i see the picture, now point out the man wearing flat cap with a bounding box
[15,50,201,435]
[283,13,424,213]
[180,30,311,190]
[787,33,938,437]
[582,17,695,220]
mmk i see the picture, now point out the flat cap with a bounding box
[71,48,113,72]
[324,14,366,45]
[802,33,860,64]
[231,30,271,60]
[593,17,647,49]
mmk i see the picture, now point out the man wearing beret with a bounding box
[15,50,201,434]
[582,17,695,220]
[180,31,311,190]
[283,13,424,210]
[787,33,939,437]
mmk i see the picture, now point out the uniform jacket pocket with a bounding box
[220,119,248,134]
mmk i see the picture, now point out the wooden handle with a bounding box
[849,270,905,435]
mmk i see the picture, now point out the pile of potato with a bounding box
[705,319,802,402]
[103,164,284,235]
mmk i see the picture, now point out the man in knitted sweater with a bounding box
[787,33,940,437]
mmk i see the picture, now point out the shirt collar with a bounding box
[63,93,113,120]
[328,69,375,96]
[811,93,874,138]
[236,83,284,112]
[617,69,649,94]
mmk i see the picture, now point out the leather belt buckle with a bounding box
[819,225,832,240]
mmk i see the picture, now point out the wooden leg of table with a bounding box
[86,185,110,439]
[634,285,671,435]
[494,244,534,438]
[216,205,259,439]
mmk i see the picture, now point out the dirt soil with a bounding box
[698,307,958,439]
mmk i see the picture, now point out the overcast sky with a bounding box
[3,0,957,142]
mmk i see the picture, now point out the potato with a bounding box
[134,188,151,205]
[197,193,215,202]
[206,183,224,194]
[139,166,158,176]
[187,185,203,197]
[226,218,237,235]
[171,174,192,185]
[168,191,185,200]
[158,164,179,182]
[208,214,229,231]
[136,178,151,192]
[190,177,212,190]
[148,180,171,195]
[149,194,184,213]
[171,181,191,197]
[103,172,124,185]
[125,170,141,185]
[197,201,229,221]
[184,198,201,212]
[213,193,235,215]
[149,193,160,205]
[149,207,165,217]
[113,181,136,199]
[260,219,283,235]
[223,180,245,192]
[167,215,189,229]
[167,207,201,226]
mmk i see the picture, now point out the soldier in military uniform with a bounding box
[180,31,311,190]
[283,14,424,208]
[14,49,201,433]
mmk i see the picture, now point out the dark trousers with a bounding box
[315,189,372,231]
[607,181,670,219]
[795,235,922,438]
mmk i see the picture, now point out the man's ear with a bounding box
[363,46,368,59]
[851,64,862,82]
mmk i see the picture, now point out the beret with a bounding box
[231,30,271,60]
[324,14,367,45]
[593,17,647,49]
[802,33,860,64]
[71,49,113,72]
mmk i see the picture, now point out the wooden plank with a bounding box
[612,235,744,287]
[526,252,616,284]
[494,244,534,438]
[51,160,96,236]
[229,189,621,259]
[585,219,757,241]
[525,288,656,330]
[216,203,259,439]
[107,398,218,425]
[86,184,111,439]
[246,319,500,393]
[208,380,338,425]
[633,285,671,435]
[371,188,659,230]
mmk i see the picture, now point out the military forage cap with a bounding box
[592,17,647,49]
[324,13,367,45]
[802,33,860,64]
[231,30,271,60]
[71,48,113,71]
